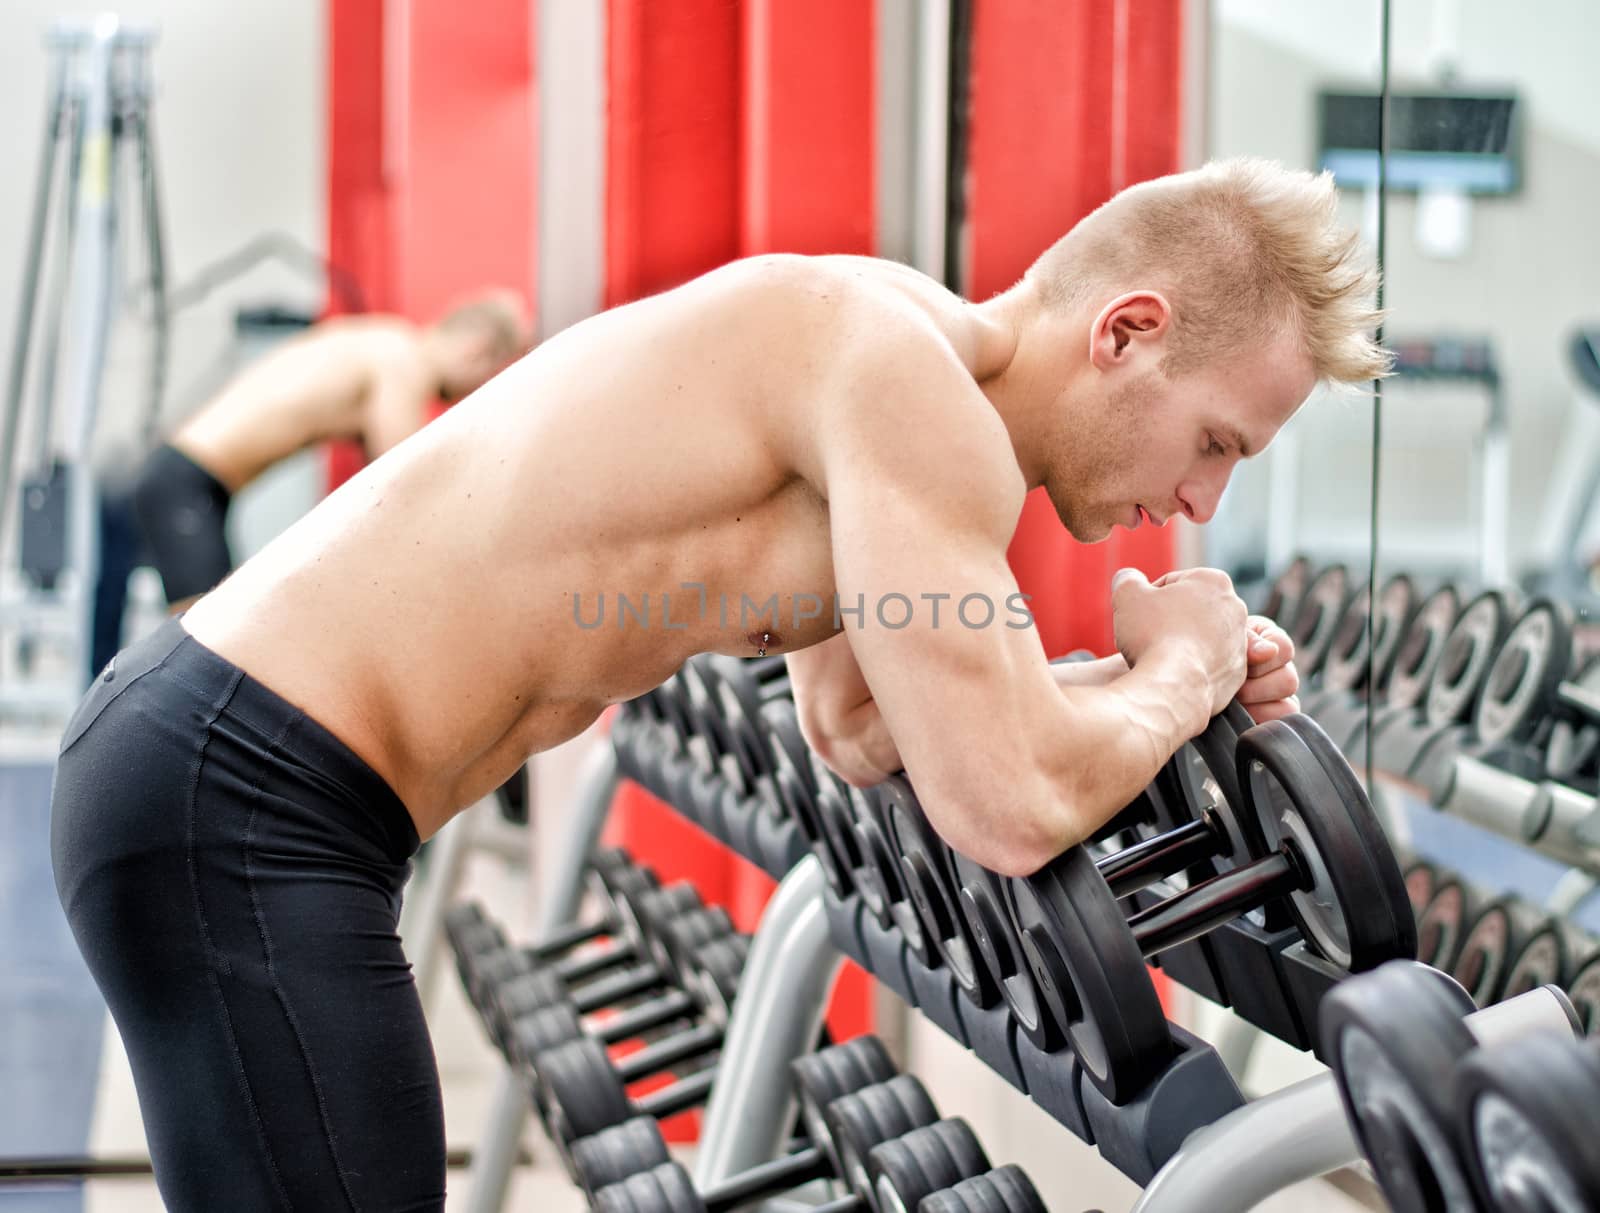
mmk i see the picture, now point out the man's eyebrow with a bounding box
[1225,425,1254,458]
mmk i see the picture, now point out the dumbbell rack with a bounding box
[470,698,1367,1206]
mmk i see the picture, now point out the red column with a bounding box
[965,0,1183,657]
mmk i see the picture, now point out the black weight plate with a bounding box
[885,785,998,1005]
[619,882,702,957]
[1289,563,1352,680]
[1458,1034,1600,1213]
[571,1116,673,1201]
[655,904,733,981]
[1566,948,1600,1036]
[849,784,910,931]
[1474,598,1576,745]
[1545,656,1600,783]
[919,1166,1048,1213]
[1005,848,1175,1103]
[1153,702,1266,892]
[809,750,867,900]
[1385,586,1462,709]
[1318,580,1376,692]
[1320,961,1480,1213]
[1414,876,1487,973]
[823,1074,941,1208]
[1425,589,1514,728]
[790,1036,899,1178]
[594,1161,706,1213]
[1278,713,1417,965]
[877,778,947,970]
[689,933,748,1026]
[509,1002,585,1067]
[536,1035,633,1144]
[866,1118,991,1213]
[1239,718,1413,971]
[1263,555,1313,627]
[952,850,1061,1052]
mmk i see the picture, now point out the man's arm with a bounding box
[812,334,1227,877]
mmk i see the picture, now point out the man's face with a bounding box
[1044,330,1316,542]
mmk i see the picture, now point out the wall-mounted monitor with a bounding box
[1317,90,1521,194]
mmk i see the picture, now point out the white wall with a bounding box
[1207,0,1600,582]
[0,1,325,495]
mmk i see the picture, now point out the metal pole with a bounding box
[694,856,842,1189]
[463,743,619,1213]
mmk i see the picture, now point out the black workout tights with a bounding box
[51,617,445,1212]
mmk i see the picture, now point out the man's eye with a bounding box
[1206,434,1225,456]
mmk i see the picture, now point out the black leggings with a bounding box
[51,617,444,1212]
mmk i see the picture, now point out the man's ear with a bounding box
[1087,291,1172,371]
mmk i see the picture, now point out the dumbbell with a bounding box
[451,858,663,1012]
[1262,555,1313,634]
[1423,589,1517,731]
[763,697,833,860]
[498,913,743,1066]
[861,1118,992,1213]
[1006,714,1414,1101]
[944,704,1281,1052]
[592,1160,860,1213]
[530,938,763,1147]
[1451,895,1550,1006]
[576,1068,933,1205]
[1500,918,1596,1002]
[1472,598,1575,748]
[1402,856,1446,922]
[1415,873,1491,972]
[919,1166,1049,1213]
[807,748,883,907]
[1544,657,1600,787]
[822,1074,942,1213]
[707,655,791,794]
[1286,562,1353,682]
[1321,960,1504,1213]
[1456,1033,1600,1212]
[1326,573,1418,694]
[478,882,711,1048]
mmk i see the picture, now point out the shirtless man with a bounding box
[130,290,527,609]
[52,158,1385,1212]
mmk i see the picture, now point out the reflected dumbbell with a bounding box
[1262,556,1313,639]
[1287,563,1353,682]
[1566,947,1600,1036]
[1451,896,1570,1007]
[1544,657,1600,787]
[1472,598,1575,748]
[1005,715,1414,1101]
[1423,590,1516,731]
[1456,1033,1600,1211]
[1369,586,1463,724]
[1501,918,1595,1003]
[1415,873,1491,973]
[1317,573,1419,700]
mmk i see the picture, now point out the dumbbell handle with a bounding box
[615,1022,723,1084]
[635,1065,719,1120]
[531,917,610,961]
[573,963,667,1015]
[591,989,698,1045]
[703,1144,830,1213]
[1096,817,1217,899]
[555,939,636,985]
[1558,679,1600,724]
[1126,848,1303,957]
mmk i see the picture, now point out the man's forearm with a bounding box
[1049,653,1129,689]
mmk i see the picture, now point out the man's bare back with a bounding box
[170,316,433,493]
[183,255,1011,837]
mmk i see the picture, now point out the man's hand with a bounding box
[1111,567,1249,721]
[1238,614,1300,722]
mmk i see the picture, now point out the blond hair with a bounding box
[435,289,530,364]
[1027,158,1389,384]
